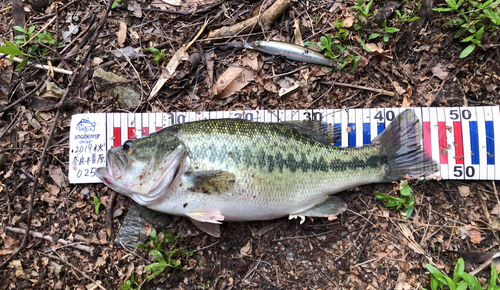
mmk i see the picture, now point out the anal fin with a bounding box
[189,218,221,238]
[186,210,224,224]
[291,195,346,220]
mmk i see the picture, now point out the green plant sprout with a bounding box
[0,25,62,70]
[112,0,122,9]
[375,181,414,219]
[368,20,401,42]
[423,257,500,290]
[147,47,167,67]
[93,196,102,214]
[352,0,375,29]
[304,35,360,73]
[432,0,500,58]
[121,229,192,290]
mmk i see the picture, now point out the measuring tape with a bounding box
[69,106,499,184]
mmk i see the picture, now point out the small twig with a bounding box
[0,5,11,12]
[3,56,73,75]
[356,233,372,262]
[5,226,94,254]
[41,253,107,290]
[320,80,395,97]
[34,42,71,70]
[470,252,500,276]
[0,76,46,113]
[141,0,224,16]
[193,241,220,253]
[263,66,309,79]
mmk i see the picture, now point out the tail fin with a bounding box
[372,109,438,182]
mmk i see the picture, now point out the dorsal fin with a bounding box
[281,121,341,145]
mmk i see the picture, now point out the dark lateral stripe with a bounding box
[257,150,384,173]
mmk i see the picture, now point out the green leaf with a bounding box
[483,8,500,25]
[368,33,381,40]
[475,26,485,41]
[15,57,29,70]
[432,7,454,12]
[384,27,400,33]
[358,37,371,51]
[460,43,476,58]
[456,272,482,290]
[453,258,465,283]
[430,276,439,290]
[426,264,450,285]
[446,0,458,9]
[461,34,475,42]
[401,195,414,219]
[400,183,412,197]
[303,41,315,47]
[488,264,499,290]
[93,196,102,214]
[383,34,389,42]
[0,40,26,61]
[408,16,420,22]
[456,281,469,290]
[456,0,466,8]
[121,280,132,290]
[13,26,28,35]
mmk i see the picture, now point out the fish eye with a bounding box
[122,141,132,150]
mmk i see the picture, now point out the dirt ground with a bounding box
[1,0,500,289]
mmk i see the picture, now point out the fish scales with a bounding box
[97,110,438,237]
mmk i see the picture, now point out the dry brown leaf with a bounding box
[469,229,482,244]
[12,260,28,279]
[239,240,252,257]
[161,0,181,5]
[49,165,68,188]
[117,22,127,47]
[343,15,355,28]
[206,51,215,86]
[278,77,300,96]
[293,18,303,45]
[431,63,448,80]
[365,42,393,59]
[128,2,142,17]
[458,186,470,197]
[212,60,256,99]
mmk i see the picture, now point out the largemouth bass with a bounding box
[97,110,437,237]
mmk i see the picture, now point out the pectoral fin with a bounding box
[290,195,346,222]
[189,219,221,238]
[185,170,235,194]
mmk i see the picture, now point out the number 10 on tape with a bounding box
[69,106,500,183]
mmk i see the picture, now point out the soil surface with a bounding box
[1,0,500,289]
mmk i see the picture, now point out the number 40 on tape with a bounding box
[68,106,500,184]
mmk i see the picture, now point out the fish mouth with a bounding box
[96,150,128,194]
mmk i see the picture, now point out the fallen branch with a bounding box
[0,0,114,270]
[207,0,290,39]
[105,191,117,239]
[6,56,74,75]
[5,226,94,254]
[320,81,396,97]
